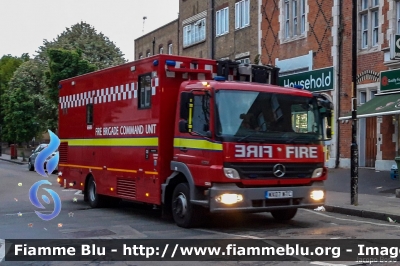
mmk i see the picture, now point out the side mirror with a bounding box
[326,127,332,139]
[179,120,189,133]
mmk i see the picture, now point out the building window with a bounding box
[283,0,306,39]
[216,7,229,36]
[138,73,152,109]
[370,89,377,99]
[159,47,163,54]
[168,43,173,54]
[359,91,367,104]
[359,0,379,49]
[235,0,250,29]
[183,18,206,47]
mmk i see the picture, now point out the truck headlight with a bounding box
[223,168,240,179]
[215,194,243,205]
[310,190,324,201]
[311,168,323,178]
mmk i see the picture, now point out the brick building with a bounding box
[261,0,400,170]
[135,0,259,63]
[338,0,400,171]
[261,0,336,167]
[134,19,178,60]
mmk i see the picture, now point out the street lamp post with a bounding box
[351,0,359,205]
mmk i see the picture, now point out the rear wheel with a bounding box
[172,183,204,228]
[271,208,298,221]
[87,176,105,208]
[28,160,34,171]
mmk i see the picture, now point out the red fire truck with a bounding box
[57,54,332,228]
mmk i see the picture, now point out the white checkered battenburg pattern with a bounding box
[59,77,159,109]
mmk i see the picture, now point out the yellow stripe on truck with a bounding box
[61,138,158,147]
[173,138,222,151]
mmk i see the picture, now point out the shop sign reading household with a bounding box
[278,67,334,92]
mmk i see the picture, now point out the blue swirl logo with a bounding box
[29,129,62,221]
[35,130,60,177]
[29,180,62,221]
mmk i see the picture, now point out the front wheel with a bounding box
[87,176,105,208]
[271,208,298,221]
[172,183,204,228]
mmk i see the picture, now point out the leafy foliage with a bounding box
[2,87,37,143]
[1,22,125,141]
[6,59,51,136]
[44,48,96,130]
[0,54,29,125]
[37,21,126,69]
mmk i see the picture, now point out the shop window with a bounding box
[359,91,367,104]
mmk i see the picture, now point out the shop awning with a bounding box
[339,93,400,120]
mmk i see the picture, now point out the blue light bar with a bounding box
[153,60,159,66]
[166,60,176,66]
[293,84,303,89]
[214,76,226,81]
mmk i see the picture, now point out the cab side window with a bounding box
[192,95,210,135]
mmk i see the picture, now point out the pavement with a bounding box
[1,153,400,224]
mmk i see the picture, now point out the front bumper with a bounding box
[207,182,325,213]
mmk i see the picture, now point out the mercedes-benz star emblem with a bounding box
[273,164,286,177]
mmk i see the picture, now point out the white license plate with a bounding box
[265,191,293,199]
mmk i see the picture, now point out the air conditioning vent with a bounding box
[59,142,68,163]
[117,178,136,199]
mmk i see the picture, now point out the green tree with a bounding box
[2,87,36,143]
[37,21,126,69]
[44,48,96,131]
[5,59,49,137]
[0,54,29,125]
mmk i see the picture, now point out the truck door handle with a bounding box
[180,147,188,152]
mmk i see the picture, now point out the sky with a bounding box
[1,0,179,62]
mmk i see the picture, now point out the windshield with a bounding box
[215,90,323,144]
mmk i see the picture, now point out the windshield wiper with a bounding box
[237,131,265,142]
[285,135,313,144]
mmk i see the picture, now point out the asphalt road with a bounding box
[1,160,400,266]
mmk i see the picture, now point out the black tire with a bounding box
[271,208,298,221]
[171,183,204,228]
[28,160,34,171]
[87,176,105,208]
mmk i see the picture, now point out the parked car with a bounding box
[44,151,59,174]
[28,144,48,171]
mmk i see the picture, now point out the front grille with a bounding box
[252,198,302,207]
[224,162,323,179]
